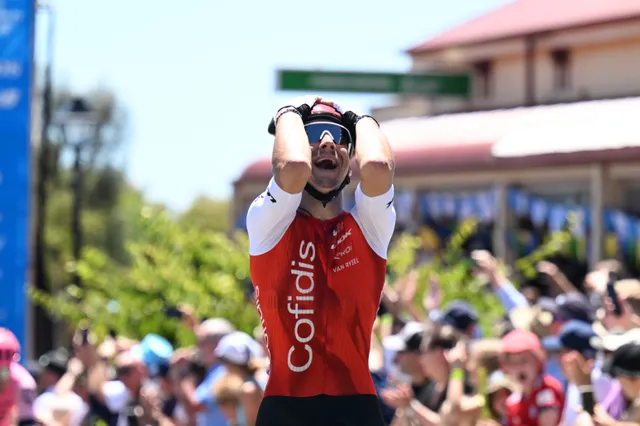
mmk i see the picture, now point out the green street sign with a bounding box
[277,69,470,97]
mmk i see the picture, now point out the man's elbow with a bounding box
[359,158,394,178]
[359,159,394,195]
[273,159,312,193]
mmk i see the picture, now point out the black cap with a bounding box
[39,348,69,377]
[603,342,640,378]
[552,320,598,359]
[556,292,596,324]
[440,301,478,332]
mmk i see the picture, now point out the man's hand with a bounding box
[381,384,413,409]
[423,274,442,312]
[537,260,560,277]
[268,96,320,135]
[471,250,504,284]
[445,341,468,367]
[592,405,615,426]
[563,351,591,386]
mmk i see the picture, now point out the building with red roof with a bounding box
[234,0,640,265]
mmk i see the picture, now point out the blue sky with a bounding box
[36,0,512,211]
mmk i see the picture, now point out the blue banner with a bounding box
[0,0,34,353]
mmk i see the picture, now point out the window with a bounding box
[472,60,493,98]
[551,48,571,90]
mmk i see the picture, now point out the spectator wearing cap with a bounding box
[438,301,479,338]
[214,331,265,426]
[516,293,597,386]
[554,292,597,324]
[100,349,150,425]
[382,321,427,387]
[602,341,640,422]
[590,327,640,420]
[418,325,474,412]
[544,321,611,426]
[382,322,439,415]
[381,324,474,425]
[36,348,69,393]
[501,329,565,426]
[185,318,235,426]
[33,350,88,426]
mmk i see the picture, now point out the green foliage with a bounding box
[179,196,231,234]
[31,206,257,346]
[386,218,567,337]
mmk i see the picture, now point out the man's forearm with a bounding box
[408,399,440,426]
[273,112,312,193]
[354,117,393,196]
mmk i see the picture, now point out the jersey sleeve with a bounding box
[350,184,396,259]
[536,387,563,411]
[246,177,302,256]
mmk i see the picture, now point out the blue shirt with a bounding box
[371,370,395,426]
[194,364,228,426]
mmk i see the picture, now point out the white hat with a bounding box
[215,331,263,365]
[382,321,425,352]
[199,318,236,337]
[591,328,640,352]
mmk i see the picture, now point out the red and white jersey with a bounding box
[247,178,395,398]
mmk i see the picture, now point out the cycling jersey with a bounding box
[247,177,396,426]
[0,363,36,426]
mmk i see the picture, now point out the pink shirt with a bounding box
[0,363,37,425]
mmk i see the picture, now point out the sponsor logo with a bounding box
[287,240,316,372]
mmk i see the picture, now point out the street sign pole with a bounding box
[277,69,470,97]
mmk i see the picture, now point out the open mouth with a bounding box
[313,157,338,170]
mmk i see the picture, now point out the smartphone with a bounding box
[581,388,595,415]
[164,305,184,319]
[80,327,90,345]
[606,271,623,317]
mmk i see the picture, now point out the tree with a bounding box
[179,196,230,234]
[385,219,571,337]
[31,206,257,346]
[33,87,131,354]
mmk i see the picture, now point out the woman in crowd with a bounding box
[213,332,265,426]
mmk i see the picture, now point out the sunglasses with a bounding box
[304,122,353,154]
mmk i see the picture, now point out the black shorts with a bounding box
[256,394,385,426]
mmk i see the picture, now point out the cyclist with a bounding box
[0,328,37,426]
[247,97,396,426]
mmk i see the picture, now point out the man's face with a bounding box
[115,352,145,391]
[308,132,350,193]
[394,350,420,376]
[197,334,220,367]
[419,347,445,378]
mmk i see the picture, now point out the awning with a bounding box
[492,97,640,158]
[235,97,640,184]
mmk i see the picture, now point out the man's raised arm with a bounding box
[272,100,315,193]
[246,99,316,256]
[353,115,394,197]
[343,109,396,259]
